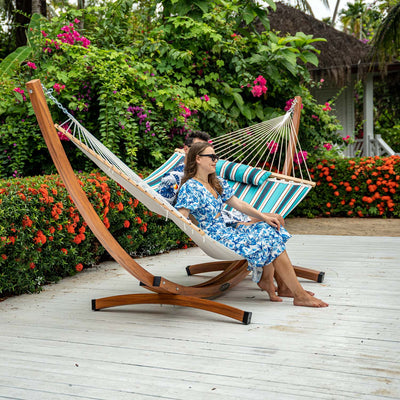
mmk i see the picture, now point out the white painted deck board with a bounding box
[1,235,399,399]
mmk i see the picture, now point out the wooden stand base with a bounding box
[186,261,325,283]
[92,293,252,324]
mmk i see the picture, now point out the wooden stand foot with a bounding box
[187,261,325,282]
[92,293,252,324]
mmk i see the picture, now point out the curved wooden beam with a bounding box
[26,79,252,323]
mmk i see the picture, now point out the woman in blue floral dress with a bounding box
[175,142,328,308]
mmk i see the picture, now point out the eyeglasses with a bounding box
[198,154,219,162]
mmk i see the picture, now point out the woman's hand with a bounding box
[263,214,282,231]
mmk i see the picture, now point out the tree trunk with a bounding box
[31,0,41,14]
[15,0,31,47]
[77,0,85,30]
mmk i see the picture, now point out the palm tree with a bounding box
[371,2,400,64]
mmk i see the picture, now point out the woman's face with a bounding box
[196,146,219,175]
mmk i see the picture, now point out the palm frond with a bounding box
[371,2,400,65]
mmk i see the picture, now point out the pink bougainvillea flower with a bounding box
[201,94,210,102]
[294,150,308,165]
[254,75,267,86]
[322,102,332,111]
[251,75,267,98]
[284,98,294,111]
[53,83,66,94]
[323,143,333,151]
[251,85,263,97]
[27,62,37,69]
[266,141,278,154]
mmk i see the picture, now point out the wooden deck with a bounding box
[0,234,399,400]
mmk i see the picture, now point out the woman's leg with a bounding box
[261,251,328,307]
[257,264,282,302]
[273,267,314,297]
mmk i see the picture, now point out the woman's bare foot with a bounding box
[293,291,329,307]
[278,286,315,298]
[258,265,282,302]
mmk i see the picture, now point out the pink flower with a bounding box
[323,143,333,151]
[53,83,66,94]
[41,30,48,37]
[201,94,210,101]
[74,18,80,24]
[267,141,278,154]
[251,85,263,97]
[251,75,268,98]
[13,87,24,94]
[320,79,324,83]
[294,150,308,165]
[27,61,37,69]
[254,75,267,86]
[342,135,351,144]
[322,102,332,111]
[284,98,294,112]
[311,114,319,121]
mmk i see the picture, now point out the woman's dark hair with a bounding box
[181,142,223,195]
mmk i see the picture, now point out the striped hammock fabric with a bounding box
[145,153,312,218]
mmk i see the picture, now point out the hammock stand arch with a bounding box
[27,79,323,324]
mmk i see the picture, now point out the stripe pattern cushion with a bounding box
[216,160,271,186]
[144,152,185,189]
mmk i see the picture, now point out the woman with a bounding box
[175,142,328,307]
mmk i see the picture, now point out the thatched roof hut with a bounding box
[260,2,372,85]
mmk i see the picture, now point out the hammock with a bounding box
[26,79,324,324]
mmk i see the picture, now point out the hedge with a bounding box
[0,172,192,297]
[293,155,400,218]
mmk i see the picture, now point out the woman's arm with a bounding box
[226,196,282,230]
[177,208,190,219]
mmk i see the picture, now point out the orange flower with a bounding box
[29,262,35,269]
[345,186,352,192]
[334,191,339,196]
[326,202,331,208]
[117,202,124,211]
[124,220,130,228]
[75,263,83,272]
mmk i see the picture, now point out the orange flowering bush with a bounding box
[0,172,191,297]
[293,155,400,218]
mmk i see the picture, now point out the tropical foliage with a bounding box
[0,0,343,179]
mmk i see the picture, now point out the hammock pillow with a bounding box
[216,160,271,186]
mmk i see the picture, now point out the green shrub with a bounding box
[0,172,192,297]
[293,155,400,218]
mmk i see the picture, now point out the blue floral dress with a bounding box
[175,177,291,283]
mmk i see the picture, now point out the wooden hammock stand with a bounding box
[27,79,324,324]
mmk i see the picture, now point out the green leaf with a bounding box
[194,1,210,14]
[301,52,319,66]
[232,92,244,107]
[222,96,234,109]
[241,105,252,120]
[243,7,256,25]
[0,46,33,77]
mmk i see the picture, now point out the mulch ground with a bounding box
[285,217,400,237]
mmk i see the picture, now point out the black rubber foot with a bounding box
[186,266,192,276]
[91,299,98,311]
[318,272,325,283]
[242,311,252,325]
